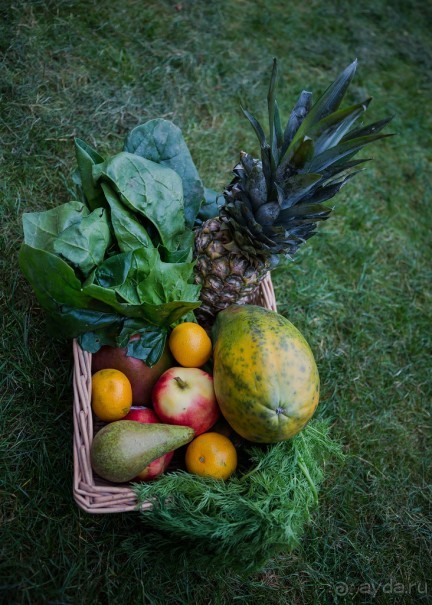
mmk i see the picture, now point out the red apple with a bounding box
[152,367,220,436]
[122,407,160,423]
[120,406,174,481]
[92,336,173,406]
[135,450,174,481]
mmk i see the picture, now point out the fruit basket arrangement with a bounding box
[72,275,277,513]
[19,59,390,570]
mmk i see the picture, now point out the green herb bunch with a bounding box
[127,420,341,574]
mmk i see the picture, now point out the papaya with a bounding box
[212,304,320,443]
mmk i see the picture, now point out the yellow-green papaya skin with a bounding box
[212,305,320,443]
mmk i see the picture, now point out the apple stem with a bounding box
[173,376,188,390]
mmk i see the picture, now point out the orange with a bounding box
[91,369,133,421]
[168,322,212,368]
[185,432,237,480]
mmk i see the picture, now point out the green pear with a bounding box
[90,420,194,483]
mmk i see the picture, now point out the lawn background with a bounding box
[1,1,431,603]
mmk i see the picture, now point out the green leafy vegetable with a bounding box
[129,420,342,574]
[101,183,154,252]
[19,122,205,364]
[119,321,168,368]
[92,152,185,255]
[53,207,111,276]
[78,329,119,353]
[196,187,224,223]
[74,138,106,210]
[22,201,89,252]
[124,118,204,228]
[18,244,123,338]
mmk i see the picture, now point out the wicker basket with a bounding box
[73,274,277,514]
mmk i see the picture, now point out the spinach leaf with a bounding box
[19,244,95,311]
[132,299,201,328]
[81,281,143,317]
[135,252,201,326]
[78,328,119,353]
[93,251,134,288]
[18,244,122,338]
[124,118,204,228]
[19,242,198,340]
[74,138,106,210]
[197,188,224,223]
[136,251,197,304]
[93,247,155,306]
[57,306,124,335]
[118,320,168,368]
[161,229,194,263]
[23,202,112,277]
[93,152,186,253]
[101,182,154,252]
[84,278,199,328]
[22,201,89,252]
[84,246,201,327]
[53,207,111,276]
[80,321,168,365]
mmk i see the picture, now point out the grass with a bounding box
[1,0,431,602]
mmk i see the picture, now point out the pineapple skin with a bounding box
[194,217,271,326]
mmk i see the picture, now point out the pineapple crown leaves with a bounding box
[222,58,393,259]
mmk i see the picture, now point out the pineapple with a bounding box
[194,59,391,326]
